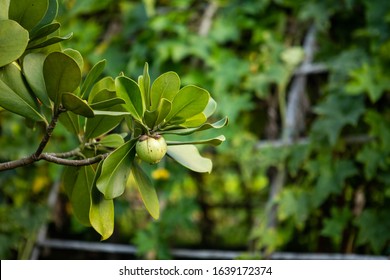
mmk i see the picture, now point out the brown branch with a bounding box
[39,153,109,167]
[0,107,109,171]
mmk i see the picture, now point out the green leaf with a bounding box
[88,77,115,102]
[138,62,151,109]
[90,97,125,110]
[63,165,95,226]
[27,32,73,50]
[29,22,60,42]
[356,209,390,254]
[155,98,172,127]
[80,59,106,99]
[85,99,124,139]
[98,134,125,148]
[23,53,51,107]
[92,110,131,117]
[90,162,114,240]
[167,145,212,173]
[115,76,144,121]
[63,48,84,72]
[0,64,46,122]
[9,0,48,31]
[43,51,81,107]
[150,71,180,111]
[59,111,81,138]
[167,135,225,146]
[132,162,159,219]
[161,116,228,135]
[62,93,94,118]
[346,63,390,103]
[31,0,58,33]
[0,20,29,67]
[85,114,123,139]
[180,113,207,128]
[165,85,210,125]
[143,110,159,129]
[0,0,10,20]
[96,139,136,199]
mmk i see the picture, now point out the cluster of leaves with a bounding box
[0,0,226,242]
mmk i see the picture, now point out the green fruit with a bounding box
[136,135,167,164]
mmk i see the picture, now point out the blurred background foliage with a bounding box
[1,0,390,259]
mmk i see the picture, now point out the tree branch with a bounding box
[0,107,109,171]
[39,153,109,167]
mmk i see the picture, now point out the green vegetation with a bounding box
[1,0,390,259]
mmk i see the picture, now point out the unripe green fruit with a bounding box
[136,135,167,164]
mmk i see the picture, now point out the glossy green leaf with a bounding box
[23,53,51,107]
[98,134,125,148]
[143,110,159,129]
[96,139,136,199]
[63,165,95,226]
[180,113,207,128]
[88,77,115,102]
[139,62,151,109]
[9,0,48,31]
[29,22,60,42]
[31,0,58,32]
[62,93,94,118]
[132,162,159,219]
[0,20,29,67]
[85,98,124,139]
[90,97,125,110]
[27,32,73,50]
[63,48,84,72]
[0,64,46,122]
[80,59,106,99]
[150,71,180,111]
[59,111,81,138]
[165,85,210,125]
[0,0,10,20]
[161,116,228,135]
[85,115,122,139]
[167,135,225,146]
[155,98,172,127]
[115,76,144,121]
[90,162,114,241]
[167,145,212,173]
[43,51,81,106]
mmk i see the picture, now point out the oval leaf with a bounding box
[96,139,137,199]
[43,51,81,106]
[115,76,144,121]
[98,134,125,148]
[81,59,106,99]
[0,65,46,122]
[0,20,29,67]
[150,71,180,111]
[9,0,48,31]
[90,162,114,241]
[132,163,160,219]
[167,145,212,173]
[62,93,94,118]
[63,165,95,226]
[90,97,125,110]
[23,53,51,107]
[165,85,210,125]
